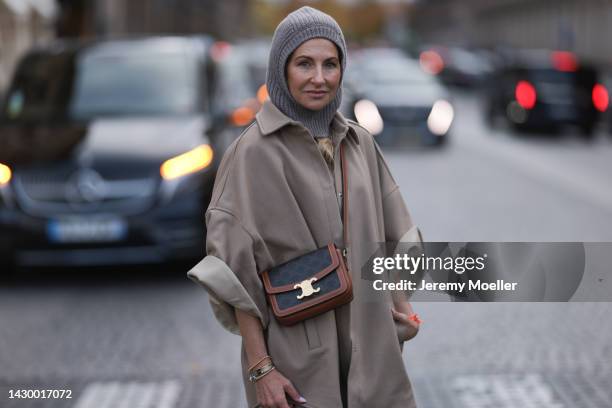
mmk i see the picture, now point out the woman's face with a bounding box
[286,38,341,111]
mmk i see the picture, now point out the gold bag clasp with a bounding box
[294,278,320,299]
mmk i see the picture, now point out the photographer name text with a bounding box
[373,279,518,292]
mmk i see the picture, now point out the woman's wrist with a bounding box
[393,299,413,315]
[235,308,273,375]
[248,359,276,383]
[248,355,272,372]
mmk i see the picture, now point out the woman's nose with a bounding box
[311,66,325,85]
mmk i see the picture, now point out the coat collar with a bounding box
[256,100,360,145]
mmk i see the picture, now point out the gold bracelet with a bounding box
[248,362,276,383]
[248,355,272,372]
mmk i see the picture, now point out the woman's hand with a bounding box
[234,309,306,407]
[391,304,421,342]
[255,369,307,408]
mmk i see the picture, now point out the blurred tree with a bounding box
[251,0,388,42]
[347,1,386,41]
[251,0,285,35]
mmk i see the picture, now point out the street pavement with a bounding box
[1,91,611,407]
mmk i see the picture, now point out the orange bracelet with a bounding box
[248,355,272,372]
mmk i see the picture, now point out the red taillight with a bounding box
[552,51,578,72]
[515,81,537,109]
[592,84,609,112]
[210,41,232,62]
[419,50,445,75]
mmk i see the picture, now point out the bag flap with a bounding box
[262,243,340,295]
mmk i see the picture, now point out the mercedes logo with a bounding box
[65,168,108,206]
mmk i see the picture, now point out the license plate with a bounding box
[47,216,127,243]
[549,105,578,120]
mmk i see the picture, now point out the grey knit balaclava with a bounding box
[266,6,347,138]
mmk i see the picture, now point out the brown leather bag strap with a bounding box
[340,143,349,255]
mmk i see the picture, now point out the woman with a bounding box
[188,6,422,408]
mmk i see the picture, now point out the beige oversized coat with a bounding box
[188,100,421,408]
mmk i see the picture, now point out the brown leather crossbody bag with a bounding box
[260,143,353,326]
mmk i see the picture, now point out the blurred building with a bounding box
[0,0,56,92]
[410,0,612,65]
[55,0,252,40]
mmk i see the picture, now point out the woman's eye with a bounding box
[325,62,338,68]
[298,61,310,67]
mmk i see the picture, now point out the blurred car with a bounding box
[0,36,231,272]
[602,71,612,136]
[419,45,494,88]
[484,49,609,136]
[342,48,454,147]
[207,39,271,133]
[236,39,271,101]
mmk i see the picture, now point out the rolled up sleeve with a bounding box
[375,142,424,299]
[187,208,268,335]
[375,140,420,243]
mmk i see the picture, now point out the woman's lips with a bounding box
[305,90,328,98]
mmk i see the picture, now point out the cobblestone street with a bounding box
[405,302,612,408]
[2,92,612,407]
[1,272,611,408]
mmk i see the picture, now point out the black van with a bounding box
[0,36,233,272]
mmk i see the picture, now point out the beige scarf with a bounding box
[316,138,334,165]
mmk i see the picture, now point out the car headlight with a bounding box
[0,163,12,186]
[354,99,384,135]
[427,99,454,136]
[160,145,214,181]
